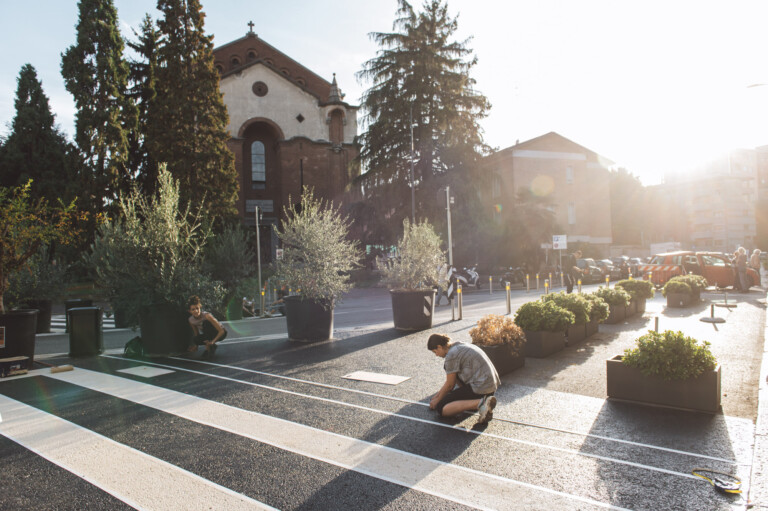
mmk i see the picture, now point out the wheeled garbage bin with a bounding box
[65,299,93,332]
[68,307,103,357]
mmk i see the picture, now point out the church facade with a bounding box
[212,27,360,259]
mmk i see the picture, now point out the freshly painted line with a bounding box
[161,356,745,467]
[0,394,277,511]
[103,356,709,479]
[45,368,627,510]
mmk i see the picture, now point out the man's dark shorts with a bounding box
[436,384,490,416]
[193,321,228,346]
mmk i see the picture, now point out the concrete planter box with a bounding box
[666,293,693,308]
[566,322,587,345]
[626,299,637,317]
[477,343,525,376]
[523,330,565,358]
[635,298,647,314]
[586,320,599,337]
[606,356,721,413]
[605,304,626,324]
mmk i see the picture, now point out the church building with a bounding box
[213,24,360,259]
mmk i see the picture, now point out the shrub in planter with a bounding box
[661,279,694,307]
[514,300,573,357]
[541,292,591,343]
[615,279,654,315]
[583,292,609,336]
[381,219,444,330]
[275,189,361,341]
[622,330,716,380]
[668,274,707,302]
[469,314,525,374]
[7,246,69,333]
[595,286,631,323]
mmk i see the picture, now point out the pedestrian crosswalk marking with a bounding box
[37,367,628,510]
[0,394,277,511]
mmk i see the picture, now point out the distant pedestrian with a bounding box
[736,247,749,292]
[750,249,762,285]
[427,333,500,425]
[565,250,582,294]
[187,295,227,359]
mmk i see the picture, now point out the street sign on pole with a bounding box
[552,235,567,250]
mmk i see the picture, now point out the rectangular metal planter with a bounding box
[666,293,692,308]
[606,356,721,413]
[477,343,525,376]
[566,322,587,345]
[626,299,637,317]
[605,304,625,324]
[523,330,565,358]
[586,320,599,337]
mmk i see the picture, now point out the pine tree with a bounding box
[151,0,238,223]
[61,0,138,207]
[355,0,491,244]
[126,14,160,197]
[0,64,77,204]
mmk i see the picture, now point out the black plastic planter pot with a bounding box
[139,303,191,356]
[477,343,525,376]
[390,289,436,331]
[0,309,39,369]
[65,299,93,332]
[284,296,334,341]
[25,299,52,333]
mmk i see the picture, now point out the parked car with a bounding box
[597,259,622,281]
[610,256,630,279]
[629,257,643,277]
[638,251,759,288]
[576,258,602,283]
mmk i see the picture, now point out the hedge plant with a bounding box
[615,279,654,300]
[669,274,708,293]
[595,286,631,307]
[541,291,591,324]
[583,292,609,323]
[622,330,717,380]
[514,300,574,332]
[662,280,692,297]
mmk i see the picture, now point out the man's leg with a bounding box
[441,398,482,417]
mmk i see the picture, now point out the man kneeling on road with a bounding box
[428,333,500,424]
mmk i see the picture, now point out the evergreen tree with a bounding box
[609,168,646,246]
[0,64,77,204]
[126,14,160,197]
[61,0,138,207]
[354,0,491,245]
[151,0,238,223]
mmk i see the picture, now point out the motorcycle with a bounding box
[497,267,525,287]
[454,265,481,289]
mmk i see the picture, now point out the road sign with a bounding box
[275,248,284,260]
[552,235,567,250]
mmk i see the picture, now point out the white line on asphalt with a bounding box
[43,368,629,511]
[101,355,710,479]
[0,394,277,511]
[163,356,745,467]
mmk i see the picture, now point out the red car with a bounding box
[638,251,759,288]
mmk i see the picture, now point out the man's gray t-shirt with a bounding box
[444,343,500,395]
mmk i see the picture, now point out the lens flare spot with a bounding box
[494,204,502,213]
[530,175,554,197]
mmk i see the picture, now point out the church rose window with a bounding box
[252,81,268,97]
[251,141,266,182]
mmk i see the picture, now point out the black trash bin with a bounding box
[65,299,93,332]
[68,307,103,357]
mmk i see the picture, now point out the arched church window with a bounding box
[231,56,241,68]
[247,50,257,61]
[215,64,224,74]
[251,141,266,183]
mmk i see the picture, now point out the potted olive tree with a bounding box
[583,292,609,337]
[275,189,360,341]
[0,180,78,366]
[87,167,223,355]
[607,330,720,412]
[513,300,574,357]
[595,286,631,324]
[541,292,591,345]
[381,219,443,331]
[6,246,68,333]
[615,279,654,315]
[469,314,526,375]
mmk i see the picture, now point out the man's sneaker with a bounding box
[477,395,497,424]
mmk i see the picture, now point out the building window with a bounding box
[568,202,575,225]
[566,166,574,184]
[492,174,502,198]
[252,81,268,97]
[251,141,266,182]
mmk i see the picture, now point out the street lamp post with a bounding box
[410,106,416,223]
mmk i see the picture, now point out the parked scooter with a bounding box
[454,265,481,289]
[497,267,525,287]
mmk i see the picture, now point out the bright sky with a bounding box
[2,0,768,186]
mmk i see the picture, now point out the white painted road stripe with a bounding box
[0,394,276,511]
[46,367,627,510]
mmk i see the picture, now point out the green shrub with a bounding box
[662,280,692,297]
[541,291,591,324]
[622,330,717,380]
[7,246,69,306]
[583,292,609,322]
[615,279,654,300]
[514,300,574,332]
[595,286,631,306]
[381,218,444,290]
[203,225,255,308]
[669,274,707,292]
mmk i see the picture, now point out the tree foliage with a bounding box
[151,0,238,223]
[381,218,444,290]
[61,0,137,207]
[609,168,645,245]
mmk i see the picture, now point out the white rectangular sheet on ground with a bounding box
[117,366,175,378]
[341,371,410,385]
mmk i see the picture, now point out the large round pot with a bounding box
[25,299,52,333]
[390,289,436,331]
[0,309,39,368]
[284,296,333,341]
[139,303,191,356]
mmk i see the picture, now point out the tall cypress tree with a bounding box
[151,0,238,223]
[0,64,77,204]
[61,0,137,208]
[127,14,160,197]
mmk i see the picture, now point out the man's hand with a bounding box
[429,395,440,410]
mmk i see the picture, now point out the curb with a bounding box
[748,290,768,507]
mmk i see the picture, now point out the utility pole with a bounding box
[446,186,453,266]
[254,206,263,316]
[410,105,416,223]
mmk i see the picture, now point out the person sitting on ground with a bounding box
[427,333,500,425]
[242,296,256,317]
[187,295,227,359]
